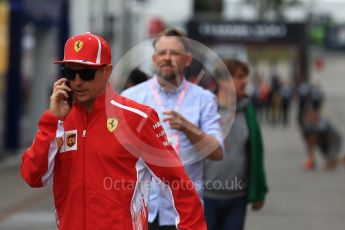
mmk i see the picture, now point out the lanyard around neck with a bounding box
[150,79,188,112]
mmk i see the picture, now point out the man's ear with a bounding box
[184,52,193,68]
[152,53,157,63]
[105,64,113,80]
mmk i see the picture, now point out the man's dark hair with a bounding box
[213,58,249,83]
[128,68,148,85]
[152,28,190,51]
[221,58,249,76]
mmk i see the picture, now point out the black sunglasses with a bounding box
[61,66,97,81]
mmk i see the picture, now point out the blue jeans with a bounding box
[204,195,248,230]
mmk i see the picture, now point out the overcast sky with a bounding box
[303,0,345,22]
[224,0,345,23]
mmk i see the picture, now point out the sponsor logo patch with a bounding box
[152,121,161,129]
[59,130,78,153]
[66,133,76,148]
[57,137,63,151]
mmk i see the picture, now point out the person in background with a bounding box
[309,82,324,112]
[297,81,310,126]
[122,28,224,230]
[302,106,342,170]
[269,75,282,125]
[280,80,292,126]
[20,32,207,230]
[259,78,271,123]
[124,68,149,90]
[203,58,268,230]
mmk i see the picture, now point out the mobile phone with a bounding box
[65,81,73,107]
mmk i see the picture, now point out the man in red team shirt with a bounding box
[21,32,206,230]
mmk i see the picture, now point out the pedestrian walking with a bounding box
[302,107,342,170]
[203,58,268,230]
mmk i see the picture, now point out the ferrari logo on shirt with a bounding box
[107,118,118,132]
[74,40,83,52]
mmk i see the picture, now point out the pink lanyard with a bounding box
[150,78,188,112]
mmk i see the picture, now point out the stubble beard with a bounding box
[155,64,184,88]
[158,69,176,82]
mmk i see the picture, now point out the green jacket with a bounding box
[245,105,269,202]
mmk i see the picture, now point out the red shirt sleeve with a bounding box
[21,110,61,187]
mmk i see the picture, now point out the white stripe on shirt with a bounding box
[42,120,64,185]
[110,100,148,118]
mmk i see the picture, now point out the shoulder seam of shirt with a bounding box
[110,100,148,118]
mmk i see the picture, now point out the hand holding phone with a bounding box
[49,78,73,119]
[65,81,74,107]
